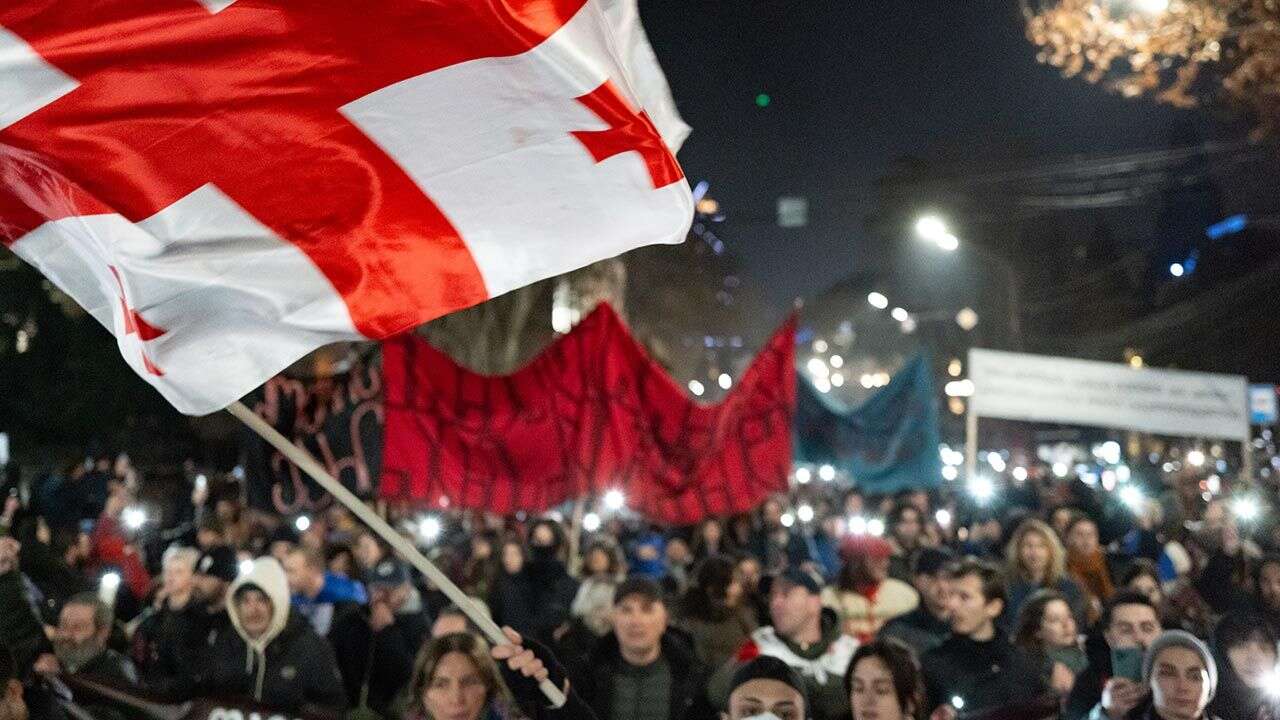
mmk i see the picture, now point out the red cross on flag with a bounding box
[0,0,692,415]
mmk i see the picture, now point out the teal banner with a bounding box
[795,354,941,493]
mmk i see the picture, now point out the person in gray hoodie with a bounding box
[201,557,347,719]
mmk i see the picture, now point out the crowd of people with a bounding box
[1,451,1279,720]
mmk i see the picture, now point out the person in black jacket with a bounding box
[130,546,212,698]
[1064,590,1163,720]
[200,557,346,718]
[573,578,713,720]
[491,521,579,647]
[1207,613,1280,720]
[330,558,429,717]
[879,547,954,657]
[921,557,1048,718]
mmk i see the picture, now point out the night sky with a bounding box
[641,1,1229,310]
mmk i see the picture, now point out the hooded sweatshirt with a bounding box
[227,557,291,700]
[207,557,346,716]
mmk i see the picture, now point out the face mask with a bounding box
[529,544,558,563]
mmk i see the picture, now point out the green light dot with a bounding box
[755,93,771,108]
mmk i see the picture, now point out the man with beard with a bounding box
[33,592,138,684]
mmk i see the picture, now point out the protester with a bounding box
[920,557,1047,716]
[710,567,857,720]
[0,647,26,720]
[1140,630,1221,720]
[1065,514,1115,621]
[432,603,480,638]
[823,535,918,642]
[677,555,758,669]
[130,546,209,694]
[879,547,954,657]
[887,503,927,583]
[0,537,44,673]
[692,520,728,562]
[501,521,579,646]
[845,639,926,720]
[284,545,367,637]
[1003,518,1087,631]
[1247,555,1280,637]
[571,539,626,638]
[1207,612,1279,720]
[723,657,807,720]
[1064,589,1164,720]
[572,577,711,720]
[202,557,347,716]
[33,592,138,683]
[1014,589,1087,696]
[403,631,518,720]
[330,557,430,718]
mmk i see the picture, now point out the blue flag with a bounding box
[795,354,941,493]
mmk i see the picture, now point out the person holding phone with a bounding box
[1063,590,1163,720]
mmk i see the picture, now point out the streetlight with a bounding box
[915,215,959,252]
[867,292,889,310]
[913,215,1021,348]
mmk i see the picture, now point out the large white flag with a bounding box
[0,0,691,414]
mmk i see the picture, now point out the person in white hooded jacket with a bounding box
[201,556,347,718]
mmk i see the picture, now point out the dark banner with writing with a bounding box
[242,357,383,514]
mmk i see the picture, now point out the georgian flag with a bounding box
[0,0,691,415]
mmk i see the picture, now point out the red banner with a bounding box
[380,304,794,524]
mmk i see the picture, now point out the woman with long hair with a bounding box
[403,633,516,720]
[1002,518,1086,632]
[1208,612,1280,720]
[403,630,596,720]
[1013,589,1087,697]
[844,639,926,720]
[676,554,758,669]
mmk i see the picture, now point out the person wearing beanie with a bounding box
[822,535,918,643]
[1136,629,1221,720]
[879,547,955,657]
[725,656,807,720]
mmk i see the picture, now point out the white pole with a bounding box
[227,401,567,707]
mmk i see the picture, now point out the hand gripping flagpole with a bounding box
[227,401,567,708]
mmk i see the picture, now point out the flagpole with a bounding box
[226,401,567,708]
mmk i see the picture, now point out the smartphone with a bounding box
[1111,646,1144,682]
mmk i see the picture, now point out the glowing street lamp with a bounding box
[867,292,889,310]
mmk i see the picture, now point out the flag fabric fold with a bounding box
[794,354,942,493]
[380,304,795,525]
[0,0,691,415]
